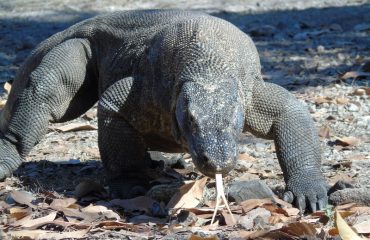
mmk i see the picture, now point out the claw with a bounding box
[309,201,317,213]
[296,195,306,214]
[283,191,294,203]
[317,197,328,210]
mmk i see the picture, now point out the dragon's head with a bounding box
[174,80,244,177]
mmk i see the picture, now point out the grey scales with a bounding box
[0,9,327,212]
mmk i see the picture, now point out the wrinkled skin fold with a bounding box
[0,10,327,212]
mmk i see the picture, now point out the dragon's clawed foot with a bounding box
[283,172,328,213]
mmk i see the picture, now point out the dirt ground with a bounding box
[0,0,369,239]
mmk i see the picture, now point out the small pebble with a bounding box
[346,103,360,112]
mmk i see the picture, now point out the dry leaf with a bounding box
[336,97,350,104]
[353,220,370,234]
[350,207,370,214]
[9,207,31,220]
[10,229,88,239]
[339,71,370,79]
[335,202,358,210]
[60,204,120,223]
[314,96,332,105]
[239,198,273,213]
[239,153,257,161]
[353,89,367,96]
[335,136,360,147]
[96,221,137,231]
[280,222,316,237]
[0,99,6,109]
[50,198,77,211]
[83,109,97,120]
[272,196,293,208]
[10,190,37,208]
[269,213,289,224]
[81,204,120,221]
[50,123,97,132]
[318,126,331,138]
[13,212,57,228]
[167,177,208,209]
[283,207,300,217]
[335,210,363,240]
[4,82,12,94]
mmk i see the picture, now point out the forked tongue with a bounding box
[210,173,236,225]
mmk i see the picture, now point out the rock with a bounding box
[317,45,325,53]
[346,103,360,112]
[227,180,275,203]
[329,188,370,206]
[235,160,253,172]
[146,182,183,203]
[255,143,266,152]
[173,210,198,226]
[238,207,271,230]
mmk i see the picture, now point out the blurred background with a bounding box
[0,0,369,90]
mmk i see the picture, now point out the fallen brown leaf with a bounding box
[335,136,360,147]
[335,202,358,210]
[81,204,120,221]
[280,222,316,237]
[353,220,370,234]
[318,126,331,138]
[13,212,57,228]
[314,96,333,105]
[239,153,257,162]
[4,82,11,94]
[10,229,89,239]
[60,204,120,223]
[350,207,370,214]
[0,99,6,109]
[50,198,77,211]
[167,177,208,209]
[339,71,370,80]
[269,213,289,224]
[335,210,363,240]
[83,109,97,120]
[336,97,350,104]
[239,198,273,213]
[9,207,31,220]
[95,221,137,231]
[50,123,97,132]
[10,190,37,208]
[353,88,367,96]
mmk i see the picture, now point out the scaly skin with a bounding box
[0,10,327,212]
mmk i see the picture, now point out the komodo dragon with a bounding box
[0,10,327,212]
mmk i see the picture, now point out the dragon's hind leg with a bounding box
[0,38,97,179]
